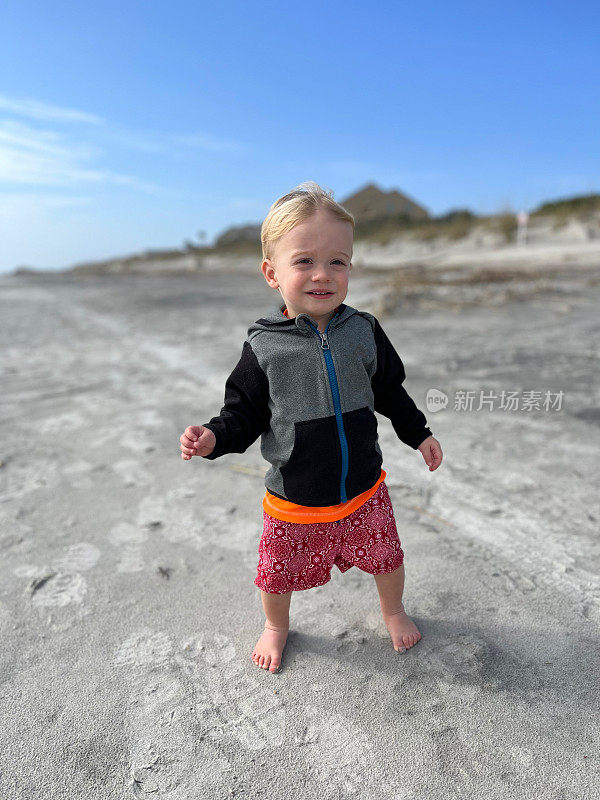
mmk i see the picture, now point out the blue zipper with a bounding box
[305,311,349,502]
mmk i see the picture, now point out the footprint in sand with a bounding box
[136,487,259,570]
[111,458,153,488]
[296,705,402,800]
[0,458,61,504]
[113,628,286,796]
[108,522,149,573]
[14,542,100,607]
[426,633,503,697]
[61,458,97,489]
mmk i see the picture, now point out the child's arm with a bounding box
[371,317,433,450]
[199,340,271,459]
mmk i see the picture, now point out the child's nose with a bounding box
[311,264,330,278]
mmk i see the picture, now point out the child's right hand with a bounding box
[179,425,216,460]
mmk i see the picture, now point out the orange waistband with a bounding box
[262,469,386,523]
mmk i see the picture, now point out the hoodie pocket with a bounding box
[343,405,382,497]
[280,415,341,506]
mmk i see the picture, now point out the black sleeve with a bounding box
[371,317,433,449]
[200,340,271,459]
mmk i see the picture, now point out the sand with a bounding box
[0,265,598,799]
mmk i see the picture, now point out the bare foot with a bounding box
[252,623,289,672]
[382,603,422,653]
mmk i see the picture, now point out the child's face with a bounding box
[261,208,353,325]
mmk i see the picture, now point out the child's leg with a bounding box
[373,563,422,652]
[252,589,292,672]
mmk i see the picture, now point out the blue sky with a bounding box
[1,1,598,273]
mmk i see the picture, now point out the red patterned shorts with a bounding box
[254,481,404,594]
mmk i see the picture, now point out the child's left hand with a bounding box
[418,435,443,471]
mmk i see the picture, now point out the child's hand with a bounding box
[418,435,443,472]
[179,425,216,460]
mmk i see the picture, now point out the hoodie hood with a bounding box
[247,300,358,338]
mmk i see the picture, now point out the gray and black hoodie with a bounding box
[201,301,432,507]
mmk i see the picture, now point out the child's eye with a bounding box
[296,258,346,265]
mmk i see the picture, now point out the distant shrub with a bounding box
[353,209,478,245]
[496,213,518,243]
[531,193,600,217]
[435,208,477,224]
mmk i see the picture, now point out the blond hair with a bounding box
[261,181,355,262]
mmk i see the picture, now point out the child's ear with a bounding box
[261,258,271,278]
[261,258,278,288]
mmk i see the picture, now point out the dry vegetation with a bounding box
[16,192,600,278]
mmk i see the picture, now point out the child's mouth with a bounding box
[306,291,333,297]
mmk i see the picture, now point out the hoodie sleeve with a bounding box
[200,340,271,459]
[371,317,433,450]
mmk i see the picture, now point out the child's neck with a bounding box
[283,304,339,332]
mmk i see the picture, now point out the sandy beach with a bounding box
[1,264,598,799]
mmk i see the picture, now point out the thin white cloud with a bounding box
[0,91,251,162]
[84,126,251,156]
[0,118,157,192]
[0,91,252,210]
[0,191,93,213]
[0,93,103,124]
[0,119,99,159]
